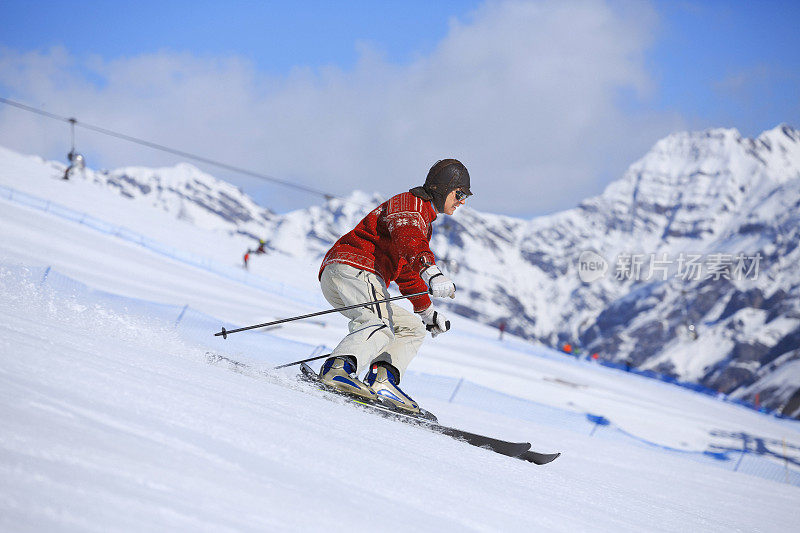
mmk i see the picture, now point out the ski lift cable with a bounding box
[0,96,364,205]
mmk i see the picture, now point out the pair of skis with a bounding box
[298,363,560,465]
[205,352,559,465]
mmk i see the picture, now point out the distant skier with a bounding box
[256,239,266,254]
[317,159,472,414]
[243,250,250,270]
[498,321,506,341]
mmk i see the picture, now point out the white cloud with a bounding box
[0,0,685,216]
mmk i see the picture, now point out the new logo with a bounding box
[578,250,608,283]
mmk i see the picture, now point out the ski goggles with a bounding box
[454,189,469,202]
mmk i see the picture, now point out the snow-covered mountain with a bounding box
[97,162,276,239]
[2,124,799,418]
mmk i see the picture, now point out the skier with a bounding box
[317,159,472,414]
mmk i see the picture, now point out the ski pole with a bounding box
[273,352,332,369]
[215,290,429,339]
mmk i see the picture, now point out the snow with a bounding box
[1,146,800,531]
[4,125,800,415]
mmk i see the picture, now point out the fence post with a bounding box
[174,304,189,327]
[40,266,51,286]
[448,377,465,403]
[733,449,747,472]
[784,438,789,484]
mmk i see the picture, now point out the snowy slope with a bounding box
[1,144,800,530]
[2,125,799,415]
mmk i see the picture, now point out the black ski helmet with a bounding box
[420,159,472,212]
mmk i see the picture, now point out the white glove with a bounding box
[417,306,450,338]
[421,265,456,299]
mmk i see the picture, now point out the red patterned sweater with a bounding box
[319,192,438,312]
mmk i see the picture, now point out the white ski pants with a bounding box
[320,263,427,380]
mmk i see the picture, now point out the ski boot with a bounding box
[319,356,377,401]
[365,362,420,415]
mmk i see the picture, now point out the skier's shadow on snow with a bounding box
[708,429,800,466]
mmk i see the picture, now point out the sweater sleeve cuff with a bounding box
[408,293,432,313]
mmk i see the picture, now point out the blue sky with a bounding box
[1,0,798,216]
[4,1,481,73]
[646,1,800,135]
